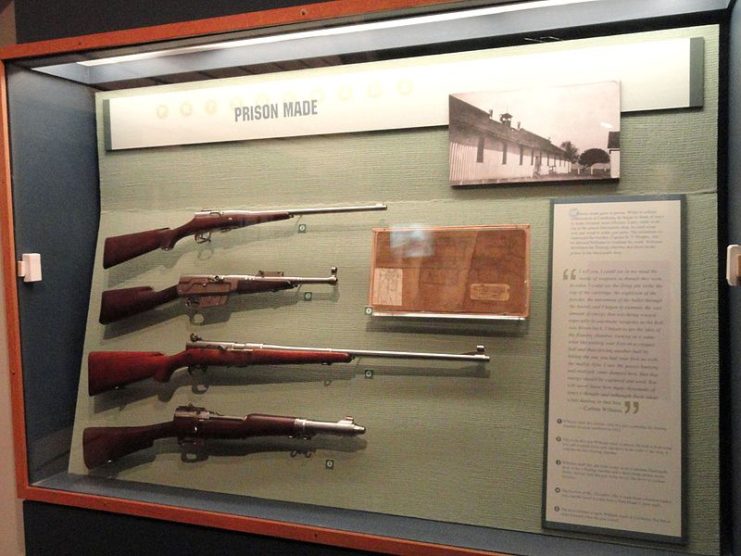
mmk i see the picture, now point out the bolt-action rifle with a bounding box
[99,267,338,324]
[83,404,365,468]
[87,334,490,394]
[103,203,387,268]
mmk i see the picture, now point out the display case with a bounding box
[1,1,736,554]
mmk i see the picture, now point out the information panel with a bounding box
[544,196,683,541]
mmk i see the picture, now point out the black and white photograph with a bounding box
[449,81,620,186]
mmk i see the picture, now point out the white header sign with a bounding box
[544,196,683,541]
[104,37,701,150]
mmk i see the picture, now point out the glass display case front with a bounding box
[0,1,731,554]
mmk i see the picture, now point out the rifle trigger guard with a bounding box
[195,231,212,244]
[179,435,207,462]
[187,365,209,394]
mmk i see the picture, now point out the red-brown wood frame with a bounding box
[0,1,507,554]
[0,0,472,60]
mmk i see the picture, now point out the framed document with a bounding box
[368,225,529,319]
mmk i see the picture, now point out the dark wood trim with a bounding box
[22,485,502,555]
[0,0,467,60]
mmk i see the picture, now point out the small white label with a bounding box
[372,268,403,306]
[470,283,510,302]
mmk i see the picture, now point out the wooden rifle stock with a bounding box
[90,333,488,394]
[83,406,365,468]
[103,228,171,269]
[88,348,353,395]
[99,285,179,324]
[83,421,177,469]
[102,212,291,268]
[99,269,337,324]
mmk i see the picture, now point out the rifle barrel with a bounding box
[297,417,366,436]
[197,203,387,217]
[286,203,387,216]
[187,338,489,362]
[182,273,338,285]
[238,274,338,285]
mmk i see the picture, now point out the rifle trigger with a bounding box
[178,434,203,448]
[187,364,209,373]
